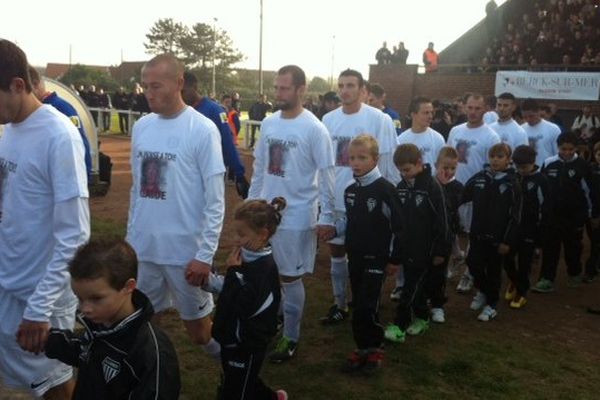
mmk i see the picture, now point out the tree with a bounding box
[59,64,118,91]
[144,18,189,58]
[308,76,330,93]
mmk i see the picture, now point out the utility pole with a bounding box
[212,17,218,97]
[259,0,264,95]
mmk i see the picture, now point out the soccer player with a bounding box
[248,65,335,363]
[127,54,225,361]
[488,92,528,152]
[521,98,561,167]
[0,39,90,399]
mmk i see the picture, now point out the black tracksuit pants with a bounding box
[393,262,429,330]
[467,238,504,308]
[541,224,584,281]
[585,222,600,278]
[504,238,535,296]
[348,254,386,350]
[425,258,448,308]
[220,347,277,400]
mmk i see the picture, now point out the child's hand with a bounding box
[317,225,336,241]
[226,247,242,267]
[497,243,510,255]
[432,256,445,266]
[386,263,400,276]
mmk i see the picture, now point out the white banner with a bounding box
[495,71,600,101]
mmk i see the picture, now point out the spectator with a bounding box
[375,41,392,65]
[423,42,439,73]
[84,84,99,126]
[112,86,131,134]
[248,93,273,149]
[97,88,111,132]
[317,91,340,120]
[367,83,402,135]
[572,104,600,140]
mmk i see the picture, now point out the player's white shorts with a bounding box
[270,228,317,277]
[137,262,214,320]
[458,203,473,234]
[0,289,76,397]
[327,210,346,246]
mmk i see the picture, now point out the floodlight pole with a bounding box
[212,17,218,97]
[259,0,264,95]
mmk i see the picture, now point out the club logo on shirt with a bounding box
[267,138,296,177]
[69,115,81,129]
[568,169,576,178]
[499,183,508,194]
[415,194,424,207]
[219,112,228,124]
[102,357,121,383]
[367,198,377,212]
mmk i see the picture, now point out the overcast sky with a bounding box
[4,0,505,80]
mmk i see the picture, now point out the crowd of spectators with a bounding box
[482,0,600,69]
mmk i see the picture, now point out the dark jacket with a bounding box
[462,165,522,247]
[517,168,551,245]
[344,167,402,264]
[542,154,597,227]
[397,164,451,264]
[45,290,180,400]
[439,178,464,236]
[212,249,281,351]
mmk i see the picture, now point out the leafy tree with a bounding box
[59,64,118,91]
[144,18,189,58]
[308,76,330,93]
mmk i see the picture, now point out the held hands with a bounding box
[386,263,400,277]
[16,319,50,354]
[235,175,250,199]
[226,247,243,268]
[316,225,336,242]
[185,259,212,287]
[497,243,510,255]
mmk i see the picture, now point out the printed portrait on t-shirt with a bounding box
[140,157,166,199]
[0,164,6,217]
[268,142,287,177]
[456,140,471,164]
[528,136,539,150]
[335,137,352,167]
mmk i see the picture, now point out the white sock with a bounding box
[395,266,405,288]
[330,256,348,309]
[202,338,221,361]
[282,278,305,342]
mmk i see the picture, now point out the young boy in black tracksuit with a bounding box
[507,145,551,308]
[209,198,287,400]
[384,143,450,342]
[534,132,600,292]
[584,141,600,282]
[44,240,181,400]
[427,147,464,323]
[339,135,402,373]
[462,143,522,321]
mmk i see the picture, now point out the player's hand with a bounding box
[591,218,600,229]
[235,175,250,199]
[497,243,510,255]
[316,225,336,241]
[185,259,212,287]
[226,247,243,268]
[386,263,400,277]
[433,256,445,266]
[16,319,50,354]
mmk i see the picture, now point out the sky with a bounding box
[3,0,506,80]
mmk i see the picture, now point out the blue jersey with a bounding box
[194,97,245,177]
[43,91,93,181]
[383,106,402,136]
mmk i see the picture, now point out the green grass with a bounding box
[90,219,600,400]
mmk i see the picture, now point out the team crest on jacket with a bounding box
[527,181,535,191]
[499,183,508,194]
[367,198,377,212]
[568,169,575,178]
[102,357,121,383]
[415,194,423,207]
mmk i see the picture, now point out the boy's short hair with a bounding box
[69,240,138,290]
[436,146,459,164]
[557,131,578,146]
[394,143,422,166]
[512,145,537,165]
[488,142,512,158]
[350,134,379,159]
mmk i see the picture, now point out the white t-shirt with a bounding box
[396,127,446,173]
[249,109,335,229]
[0,105,88,302]
[447,122,501,184]
[322,103,399,211]
[127,106,226,265]
[483,110,499,125]
[489,118,529,152]
[521,119,561,167]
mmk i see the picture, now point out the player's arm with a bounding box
[314,125,336,239]
[247,132,267,200]
[378,114,401,185]
[213,109,249,198]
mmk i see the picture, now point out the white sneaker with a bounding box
[477,305,497,322]
[390,286,402,301]
[456,273,473,293]
[470,291,486,310]
[431,308,445,323]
